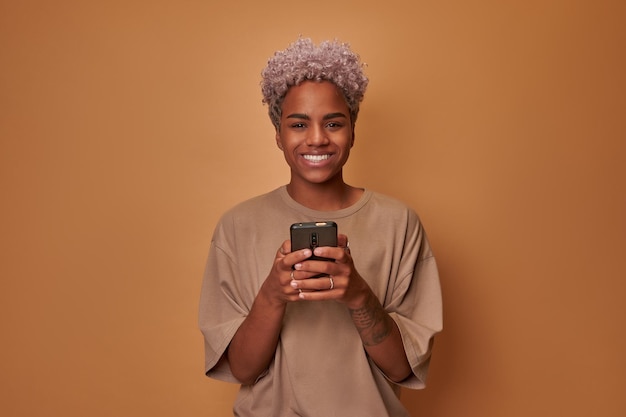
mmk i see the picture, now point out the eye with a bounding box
[291,122,306,129]
[326,122,343,129]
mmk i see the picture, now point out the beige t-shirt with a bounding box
[199,186,442,417]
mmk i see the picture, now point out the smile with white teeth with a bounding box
[303,154,331,162]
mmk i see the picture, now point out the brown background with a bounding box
[1,0,625,416]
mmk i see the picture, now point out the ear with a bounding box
[275,131,283,150]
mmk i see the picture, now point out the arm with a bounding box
[347,290,411,382]
[226,243,312,385]
[290,235,411,382]
[226,284,286,385]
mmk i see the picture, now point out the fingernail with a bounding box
[290,280,298,288]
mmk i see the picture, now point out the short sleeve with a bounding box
[198,223,248,383]
[386,217,443,389]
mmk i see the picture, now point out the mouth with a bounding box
[302,154,331,163]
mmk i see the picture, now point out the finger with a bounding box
[337,234,348,249]
[312,246,350,264]
[277,239,291,257]
[296,279,338,300]
[292,275,337,292]
[294,258,334,277]
[289,277,316,294]
[281,249,313,275]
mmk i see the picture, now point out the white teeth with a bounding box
[303,154,330,162]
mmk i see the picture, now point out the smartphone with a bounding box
[290,221,338,262]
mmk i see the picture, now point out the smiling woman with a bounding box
[198,38,443,417]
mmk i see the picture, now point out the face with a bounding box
[276,81,354,188]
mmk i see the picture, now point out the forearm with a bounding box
[227,289,286,385]
[349,291,411,382]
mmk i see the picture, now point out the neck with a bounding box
[286,179,363,211]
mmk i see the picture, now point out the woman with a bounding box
[199,38,442,416]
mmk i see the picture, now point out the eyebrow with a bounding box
[285,112,348,120]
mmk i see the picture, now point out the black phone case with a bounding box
[290,221,337,261]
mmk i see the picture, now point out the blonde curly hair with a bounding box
[261,38,369,130]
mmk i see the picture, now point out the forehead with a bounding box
[281,81,348,113]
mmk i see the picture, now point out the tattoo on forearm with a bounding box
[349,294,392,346]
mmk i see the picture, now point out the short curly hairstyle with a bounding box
[261,38,369,130]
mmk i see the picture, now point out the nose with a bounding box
[305,125,329,146]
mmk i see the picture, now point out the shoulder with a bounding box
[361,191,427,248]
[366,190,421,223]
[364,191,435,263]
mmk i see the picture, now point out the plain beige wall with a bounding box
[1,0,625,416]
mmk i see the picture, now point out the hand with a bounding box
[289,234,370,309]
[259,239,313,306]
